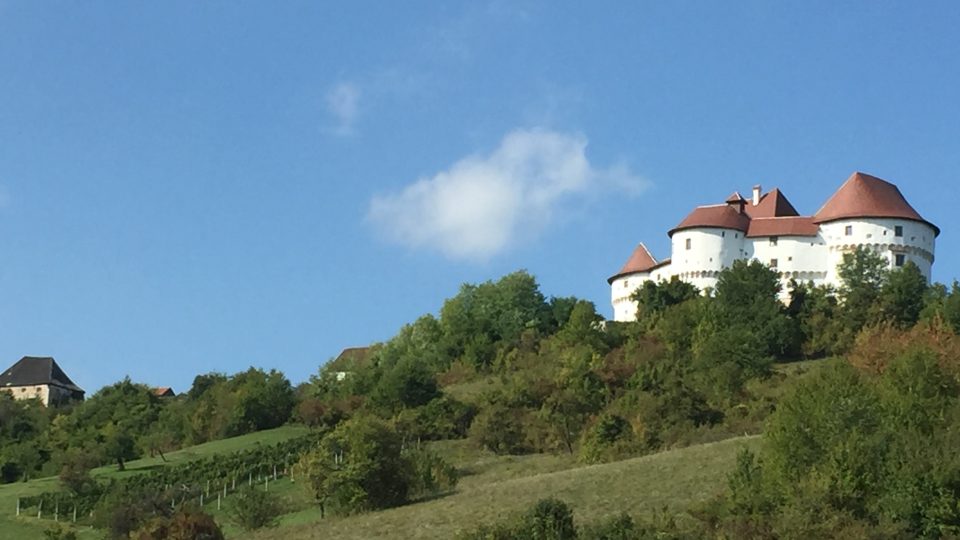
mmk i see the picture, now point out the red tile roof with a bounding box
[669,204,751,236]
[608,243,659,283]
[746,216,819,237]
[813,172,938,235]
[744,188,800,218]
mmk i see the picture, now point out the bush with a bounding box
[523,498,577,540]
[228,487,283,530]
[134,506,224,540]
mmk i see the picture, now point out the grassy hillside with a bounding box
[0,425,310,539]
[242,435,761,540]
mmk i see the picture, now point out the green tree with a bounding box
[875,261,928,328]
[837,246,889,335]
[631,276,700,324]
[228,488,283,531]
[297,416,414,514]
[369,359,441,413]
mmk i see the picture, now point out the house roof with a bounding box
[0,356,84,393]
[744,188,800,218]
[669,204,751,236]
[152,387,175,397]
[746,216,819,238]
[607,243,659,283]
[814,172,939,235]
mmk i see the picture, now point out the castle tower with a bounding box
[814,172,938,286]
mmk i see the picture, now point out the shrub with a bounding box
[522,498,577,540]
[228,487,282,530]
[134,506,224,540]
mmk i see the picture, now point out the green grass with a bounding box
[0,425,311,539]
[242,435,761,540]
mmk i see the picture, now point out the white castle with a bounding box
[608,172,938,322]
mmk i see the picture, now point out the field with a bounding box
[0,425,310,539]
[241,435,760,540]
[0,426,757,539]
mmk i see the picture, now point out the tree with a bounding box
[369,359,441,413]
[297,416,413,515]
[837,246,889,334]
[631,276,699,323]
[228,488,282,531]
[712,259,798,358]
[874,261,928,328]
[101,423,136,471]
[554,300,608,352]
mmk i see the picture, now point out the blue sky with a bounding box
[1,1,959,394]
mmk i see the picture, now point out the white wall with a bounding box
[610,272,650,322]
[748,234,829,295]
[820,218,936,286]
[669,228,745,292]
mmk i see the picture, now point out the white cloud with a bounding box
[368,129,649,260]
[325,82,360,136]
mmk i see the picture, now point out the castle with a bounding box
[608,172,938,322]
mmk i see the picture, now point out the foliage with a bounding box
[228,487,283,531]
[837,246,889,338]
[875,261,928,327]
[630,277,699,326]
[296,416,456,515]
[578,414,639,464]
[134,506,224,540]
[711,348,960,537]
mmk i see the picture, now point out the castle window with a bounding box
[623,280,629,288]
[769,236,778,246]
[721,231,725,237]
[895,225,903,237]
[845,225,853,236]
[770,258,778,268]
[685,238,691,250]
[895,254,905,267]
[735,233,739,238]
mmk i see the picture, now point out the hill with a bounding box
[240,435,760,540]
[0,425,309,539]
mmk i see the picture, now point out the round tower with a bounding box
[815,172,937,286]
[668,203,748,293]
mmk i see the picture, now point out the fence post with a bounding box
[248,472,252,487]
[273,465,277,480]
[54,502,59,522]
[37,500,42,519]
[16,498,19,517]
[217,493,221,511]
[200,493,204,507]
[73,505,77,523]
[265,476,269,492]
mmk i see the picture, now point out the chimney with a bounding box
[752,185,761,206]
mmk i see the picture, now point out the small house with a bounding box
[0,356,85,406]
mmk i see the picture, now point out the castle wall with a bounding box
[820,218,936,286]
[748,235,829,296]
[669,228,745,292]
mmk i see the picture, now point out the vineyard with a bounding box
[15,430,324,526]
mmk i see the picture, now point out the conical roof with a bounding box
[745,188,800,218]
[608,243,659,283]
[669,204,751,236]
[814,172,938,235]
[0,356,84,392]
